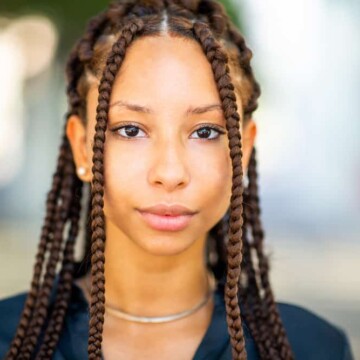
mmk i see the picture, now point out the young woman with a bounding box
[0,0,355,359]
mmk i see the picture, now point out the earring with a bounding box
[77,166,87,177]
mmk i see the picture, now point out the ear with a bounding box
[66,115,92,182]
[241,119,257,172]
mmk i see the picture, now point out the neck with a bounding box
[91,219,211,317]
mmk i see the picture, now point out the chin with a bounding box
[135,235,197,257]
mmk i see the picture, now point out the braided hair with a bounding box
[5,0,294,359]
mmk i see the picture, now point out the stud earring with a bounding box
[77,166,87,177]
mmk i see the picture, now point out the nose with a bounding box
[147,137,190,192]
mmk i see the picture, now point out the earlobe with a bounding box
[66,115,91,182]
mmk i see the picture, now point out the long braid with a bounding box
[246,149,294,359]
[241,201,270,359]
[244,183,285,360]
[193,20,247,359]
[195,1,292,356]
[66,12,115,281]
[87,16,145,359]
[6,9,115,357]
[224,5,291,356]
[35,177,83,359]
[4,136,68,360]
[5,4,145,360]
[229,4,283,344]
[18,143,76,359]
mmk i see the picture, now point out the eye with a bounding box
[190,125,226,140]
[110,123,147,140]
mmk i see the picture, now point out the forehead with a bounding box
[119,35,210,76]
[109,35,221,105]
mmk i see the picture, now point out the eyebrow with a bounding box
[187,104,223,115]
[109,100,224,116]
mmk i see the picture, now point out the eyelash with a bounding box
[109,122,226,141]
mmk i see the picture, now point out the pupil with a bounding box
[198,128,211,138]
[125,126,139,137]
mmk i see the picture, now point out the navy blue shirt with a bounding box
[0,276,354,359]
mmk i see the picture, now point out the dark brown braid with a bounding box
[246,149,294,359]
[193,20,247,359]
[5,0,294,359]
[241,198,269,359]
[87,16,145,359]
[241,158,284,360]
[18,144,77,360]
[5,5,115,359]
[4,135,68,360]
[35,177,83,359]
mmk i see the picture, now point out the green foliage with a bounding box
[220,0,244,30]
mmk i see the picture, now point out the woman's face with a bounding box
[69,35,254,256]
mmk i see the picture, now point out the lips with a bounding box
[136,204,197,231]
[137,204,196,216]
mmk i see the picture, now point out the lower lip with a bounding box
[137,210,194,232]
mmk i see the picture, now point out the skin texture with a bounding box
[66,35,256,359]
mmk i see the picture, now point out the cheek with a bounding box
[190,144,232,221]
[102,140,146,219]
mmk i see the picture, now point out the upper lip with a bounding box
[137,204,197,216]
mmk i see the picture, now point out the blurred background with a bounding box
[0,0,359,357]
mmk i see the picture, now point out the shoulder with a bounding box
[0,291,28,358]
[0,282,88,360]
[277,302,354,360]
